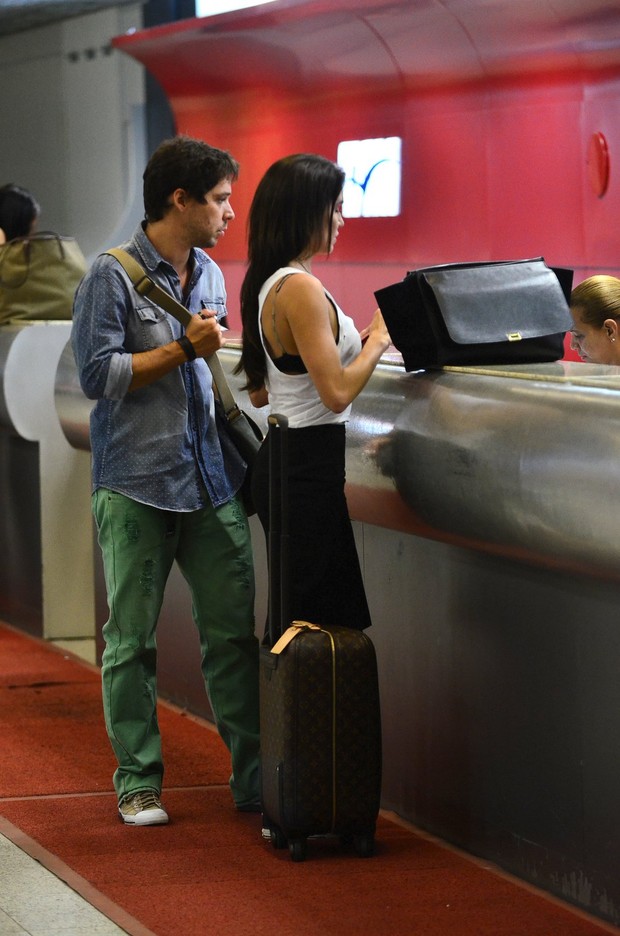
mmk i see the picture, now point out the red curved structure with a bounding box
[114,0,620,352]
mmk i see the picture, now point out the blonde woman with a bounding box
[570,275,620,364]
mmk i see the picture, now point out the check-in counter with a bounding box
[0,323,95,657]
[56,341,620,581]
[346,358,620,580]
[32,337,620,926]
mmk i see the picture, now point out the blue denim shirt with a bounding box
[71,224,245,511]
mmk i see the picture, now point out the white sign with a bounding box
[337,137,402,218]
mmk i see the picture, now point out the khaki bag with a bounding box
[0,231,87,324]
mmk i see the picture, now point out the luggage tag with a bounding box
[270,621,322,655]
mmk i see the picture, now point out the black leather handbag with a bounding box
[374,258,573,372]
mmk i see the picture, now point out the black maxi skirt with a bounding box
[251,422,372,642]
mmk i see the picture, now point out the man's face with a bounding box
[185,178,235,249]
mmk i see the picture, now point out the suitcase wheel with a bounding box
[353,832,375,858]
[289,837,307,862]
[266,822,287,850]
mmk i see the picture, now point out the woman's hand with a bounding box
[360,309,391,352]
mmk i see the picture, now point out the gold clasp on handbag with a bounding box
[507,331,522,341]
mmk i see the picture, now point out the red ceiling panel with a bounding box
[114,0,620,95]
[112,0,620,331]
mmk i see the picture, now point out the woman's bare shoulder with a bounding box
[277,270,325,303]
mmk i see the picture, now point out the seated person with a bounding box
[569,275,620,365]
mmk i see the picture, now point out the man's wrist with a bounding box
[176,335,197,361]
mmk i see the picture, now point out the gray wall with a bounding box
[0,5,146,259]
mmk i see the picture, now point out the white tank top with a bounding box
[258,267,362,428]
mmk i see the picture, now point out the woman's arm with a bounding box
[278,274,390,413]
[249,386,270,408]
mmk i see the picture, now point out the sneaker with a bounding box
[118,790,169,826]
[261,814,273,840]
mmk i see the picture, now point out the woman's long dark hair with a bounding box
[237,154,345,392]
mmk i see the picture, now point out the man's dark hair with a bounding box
[143,135,239,222]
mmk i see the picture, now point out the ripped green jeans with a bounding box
[92,489,259,807]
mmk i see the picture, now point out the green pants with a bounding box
[92,489,259,807]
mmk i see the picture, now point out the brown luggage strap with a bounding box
[270,621,323,655]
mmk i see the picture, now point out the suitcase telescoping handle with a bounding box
[268,413,290,646]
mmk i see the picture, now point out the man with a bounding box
[72,136,260,825]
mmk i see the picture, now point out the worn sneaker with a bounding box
[118,790,169,826]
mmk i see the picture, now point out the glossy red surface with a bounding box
[588,131,610,197]
[113,0,620,348]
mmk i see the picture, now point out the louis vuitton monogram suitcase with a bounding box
[259,414,382,861]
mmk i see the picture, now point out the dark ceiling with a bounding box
[0,0,136,36]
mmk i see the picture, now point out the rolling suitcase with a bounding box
[259,413,382,861]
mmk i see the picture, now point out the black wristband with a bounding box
[176,335,196,361]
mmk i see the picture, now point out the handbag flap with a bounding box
[418,259,572,346]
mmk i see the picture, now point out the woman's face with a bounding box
[322,193,344,255]
[570,305,619,364]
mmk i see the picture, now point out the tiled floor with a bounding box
[0,833,126,936]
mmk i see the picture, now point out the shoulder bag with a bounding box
[0,231,87,324]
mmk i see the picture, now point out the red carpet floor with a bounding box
[1,620,618,936]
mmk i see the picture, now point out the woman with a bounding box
[238,153,390,636]
[570,274,620,365]
[0,184,40,244]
